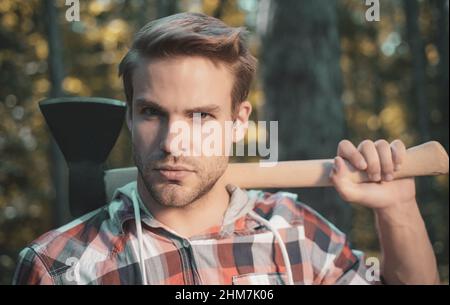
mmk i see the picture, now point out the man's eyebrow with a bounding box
[184,104,222,115]
[135,99,221,115]
[135,98,168,114]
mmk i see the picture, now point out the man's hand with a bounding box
[330,139,440,284]
[330,139,416,211]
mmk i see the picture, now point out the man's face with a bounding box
[128,56,247,207]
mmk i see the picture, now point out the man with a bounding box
[13,12,438,285]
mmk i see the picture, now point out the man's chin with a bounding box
[149,183,196,207]
[151,179,190,189]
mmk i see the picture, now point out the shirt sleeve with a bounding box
[299,202,381,285]
[12,247,54,285]
[328,242,381,285]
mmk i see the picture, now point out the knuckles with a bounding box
[374,139,390,149]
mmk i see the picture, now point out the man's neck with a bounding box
[136,176,230,238]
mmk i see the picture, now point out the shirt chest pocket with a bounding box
[232,272,287,285]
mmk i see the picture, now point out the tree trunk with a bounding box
[404,0,431,142]
[157,0,178,18]
[43,0,71,225]
[261,0,351,232]
[434,0,449,152]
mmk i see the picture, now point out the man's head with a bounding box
[119,12,256,208]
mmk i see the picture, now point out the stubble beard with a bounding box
[133,145,228,208]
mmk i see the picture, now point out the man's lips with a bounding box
[153,165,195,180]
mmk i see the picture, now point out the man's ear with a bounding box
[126,106,132,133]
[233,101,252,143]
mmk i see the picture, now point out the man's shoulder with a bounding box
[22,198,126,268]
[249,189,346,240]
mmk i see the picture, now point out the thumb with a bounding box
[330,156,363,203]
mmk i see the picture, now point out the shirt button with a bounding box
[182,239,190,248]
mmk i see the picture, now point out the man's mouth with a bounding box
[153,165,195,180]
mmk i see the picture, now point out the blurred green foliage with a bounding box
[0,0,448,284]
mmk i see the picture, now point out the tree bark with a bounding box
[434,0,449,151]
[43,0,71,225]
[261,0,351,232]
[404,0,431,142]
[157,0,178,18]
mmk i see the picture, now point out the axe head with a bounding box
[39,97,126,217]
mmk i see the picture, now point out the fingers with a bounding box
[337,140,367,170]
[391,139,406,171]
[357,139,407,182]
[337,138,407,184]
[374,139,394,181]
[358,140,381,181]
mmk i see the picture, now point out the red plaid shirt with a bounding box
[13,182,377,285]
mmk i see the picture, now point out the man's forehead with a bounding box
[131,56,233,112]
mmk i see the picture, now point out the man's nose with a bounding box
[159,118,189,156]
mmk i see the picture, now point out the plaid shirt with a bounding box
[13,181,377,285]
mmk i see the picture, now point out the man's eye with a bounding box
[193,112,213,119]
[142,107,160,117]
[200,112,211,119]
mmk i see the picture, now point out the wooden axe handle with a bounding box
[224,141,449,188]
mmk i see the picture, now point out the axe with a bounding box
[40,97,449,217]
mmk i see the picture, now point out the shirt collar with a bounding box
[110,181,261,236]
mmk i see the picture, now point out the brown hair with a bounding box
[118,12,257,114]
